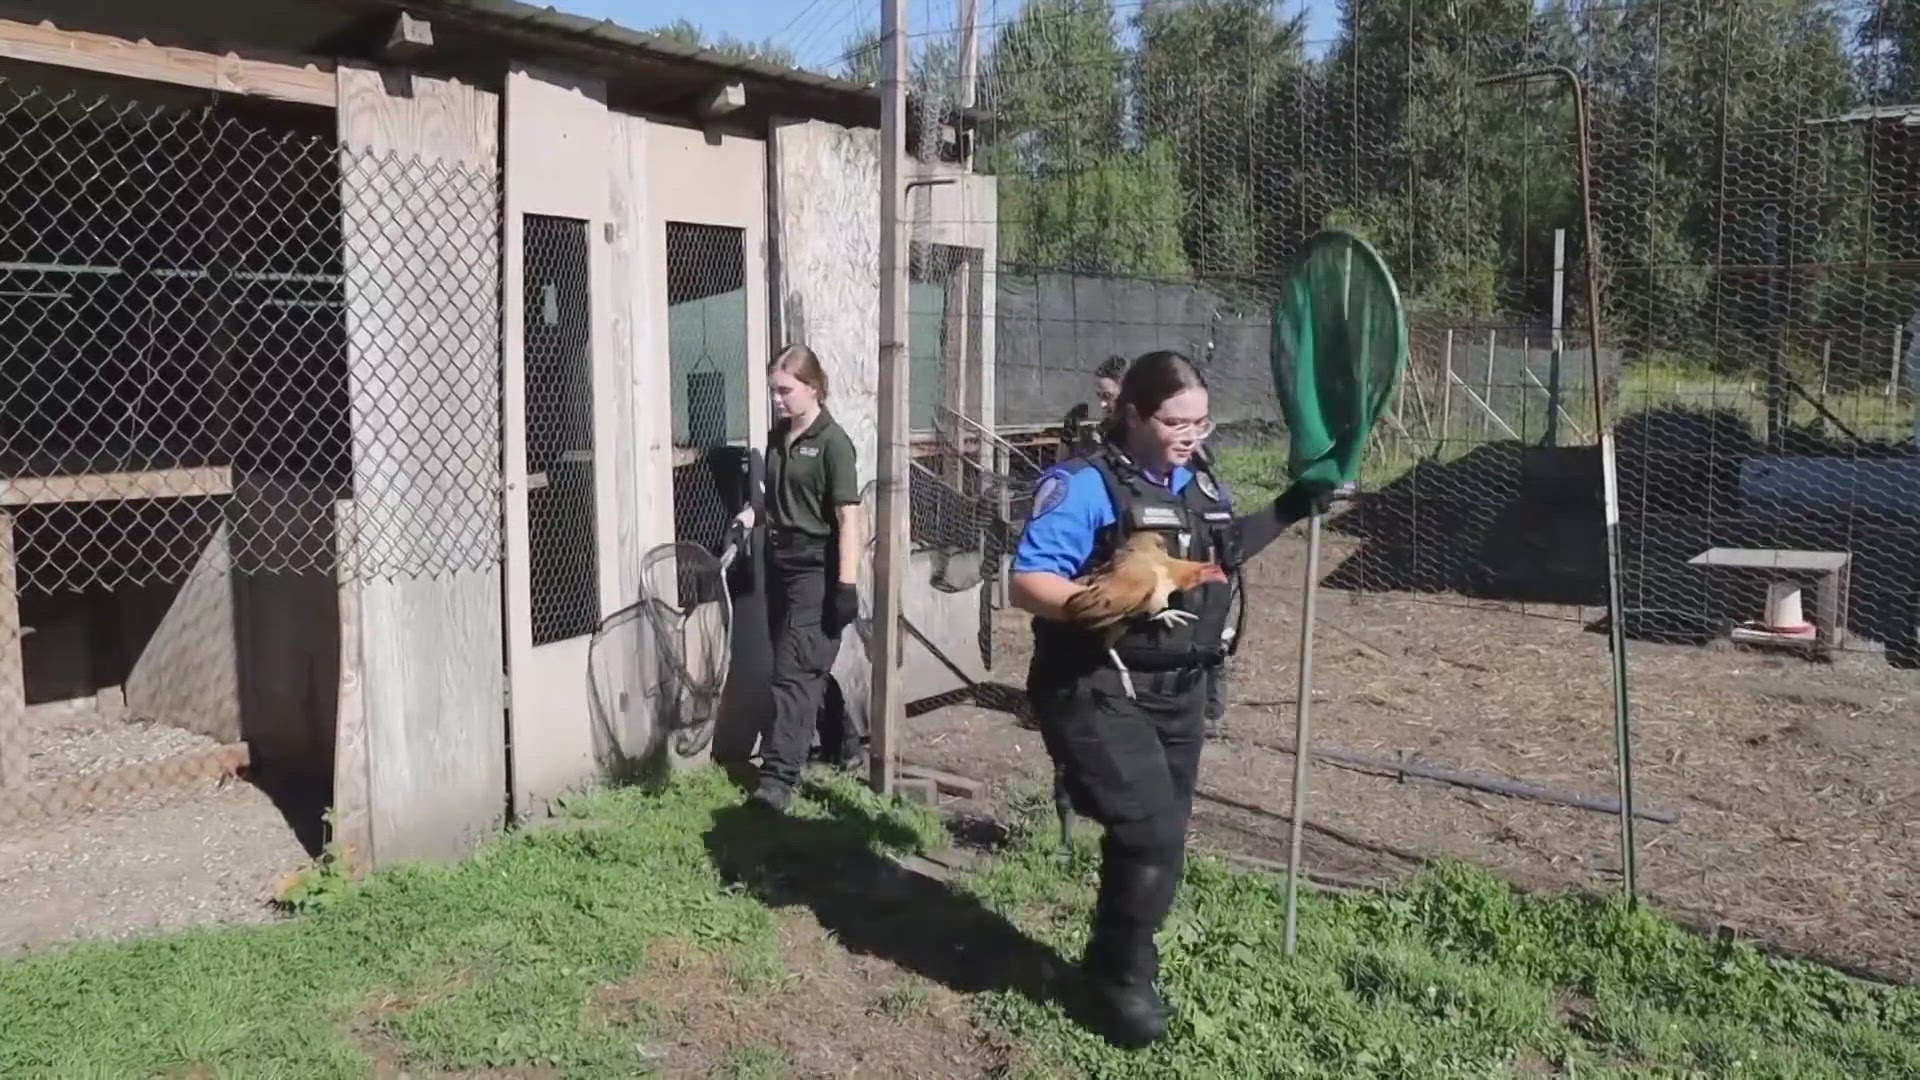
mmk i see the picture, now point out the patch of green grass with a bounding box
[870,982,933,1020]
[1612,358,1913,443]
[718,1043,791,1080]
[1215,439,1421,505]
[0,768,933,1079]
[3,767,1913,1079]
[963,810,1920,1079]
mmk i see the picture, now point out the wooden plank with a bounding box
[0,513,23,787]
[1445,369,1518,440]
[1687,548,1852,572]
[598,111,666,770]
[0,17,332,106]
[330,500,372,875]
[608,112,654,604]
[873,6,910,794]
[898,764,982,798]
[121,518,240,743]
[0,466,233,507]
[338,66,505,865]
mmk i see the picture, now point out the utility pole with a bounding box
[869,0,909,795]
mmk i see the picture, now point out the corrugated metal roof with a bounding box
[408,0,879,102]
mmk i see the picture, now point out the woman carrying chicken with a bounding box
[1009,351,1329,1049]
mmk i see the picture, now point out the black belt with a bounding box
[1119,667,1209,695]
[768,527,829,549]
[1110,648,1223,674]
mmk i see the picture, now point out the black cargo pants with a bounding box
[759,533,861,792]
[1029,658,1208,984]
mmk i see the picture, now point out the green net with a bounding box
[1269,229,1410,490]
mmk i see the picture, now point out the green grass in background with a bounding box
[1213,356,1913,505]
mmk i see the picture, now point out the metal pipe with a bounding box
[1281,510,1323,956]
[1474,67,1608,434]
[1477,65,1636,903]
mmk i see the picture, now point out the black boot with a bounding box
[1083,930,1167,1048]
[1081,860,1177,1048]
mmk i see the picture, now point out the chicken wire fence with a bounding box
[880,0,1920,663]
[1,80,500,826]
[858,0,1920,981]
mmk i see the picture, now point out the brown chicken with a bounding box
[1061,532,1228,697]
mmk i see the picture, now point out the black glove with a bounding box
[829,583,860,633]
[1231,480,1339,564]
[1274,479,1337,524]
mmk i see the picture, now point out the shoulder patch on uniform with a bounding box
[1195,471,1221,501]
[1030,473,1070,518]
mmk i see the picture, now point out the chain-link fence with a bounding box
[0,79,500,833]
[869,0,1920,983]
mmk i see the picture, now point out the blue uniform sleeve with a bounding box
[1012,466,1114,578]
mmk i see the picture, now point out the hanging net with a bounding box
[588,524,746,767]
[1269,229,1411,489]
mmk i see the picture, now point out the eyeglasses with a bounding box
[1151,413,1214,439]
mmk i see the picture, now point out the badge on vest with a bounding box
[796,445,821,457]
[1195,471,1221,502]
[1132,505,1183,529]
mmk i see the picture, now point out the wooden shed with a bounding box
[0,0,999,866]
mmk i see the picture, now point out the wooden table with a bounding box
[1687,546,1853,649]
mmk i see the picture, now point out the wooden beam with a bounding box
[0,513,23,788]
[382,12,434,61]
[330,500,373,875]
[0,17,333,107]
[898,764,983,799]
[694,81,746,118]
[0,466,234,507]
[871,0,909,796]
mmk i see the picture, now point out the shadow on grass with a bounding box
[701,781,1079,1014]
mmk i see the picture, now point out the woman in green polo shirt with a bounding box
[737,344,865,812]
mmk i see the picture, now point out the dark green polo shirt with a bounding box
[768,409,859,538]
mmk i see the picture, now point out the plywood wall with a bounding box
[771,121,882,490]
[336,66,505,866]
[771,123,1001,714]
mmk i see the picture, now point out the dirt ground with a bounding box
[904,530,1920,987]
[607,914,1019,1079]
[0,779,308,953]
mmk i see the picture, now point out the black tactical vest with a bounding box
[1032,445,1237,675]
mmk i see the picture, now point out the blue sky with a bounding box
[553,1,1343,73]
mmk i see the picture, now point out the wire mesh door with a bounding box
[523,215,601,648]
[667,222,752,570]
[504,201,613,817]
